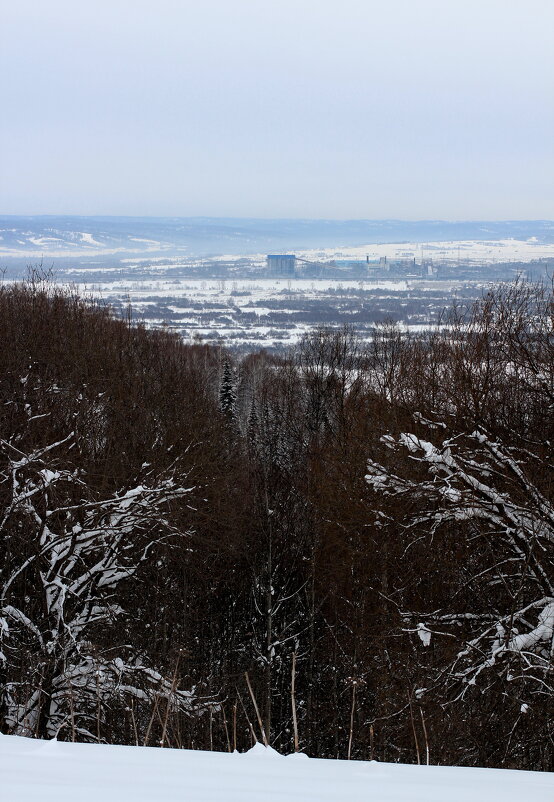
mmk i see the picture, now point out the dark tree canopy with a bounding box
[0,277,552,770]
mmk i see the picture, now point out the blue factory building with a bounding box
[267,254,296,276]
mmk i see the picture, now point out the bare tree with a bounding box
[366,423,554,705]
[0,433,210,740]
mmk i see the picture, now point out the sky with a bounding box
[1,0,553,219]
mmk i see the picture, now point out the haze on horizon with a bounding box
[2,0,553,220]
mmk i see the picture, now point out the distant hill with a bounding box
[1,216,553,263]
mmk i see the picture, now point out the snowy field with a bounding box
[10,236,552,263]
[79,276,413,299]
[73,276,460,349]
[196,238,554,266]
[2,735,552,802]
[297,238,554,264]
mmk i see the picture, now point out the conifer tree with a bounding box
[219,360,237,419]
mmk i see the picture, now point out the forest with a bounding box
[0,274,552,771]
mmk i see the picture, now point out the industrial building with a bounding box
[267,254,296,276]
[266,252,437,278]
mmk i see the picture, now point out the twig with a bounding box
[291,652,299,752]
[420,707,430,765]
[347,682,357,760]
[408,693,421,765]
[236,687,257,745]
[245,671,268,746]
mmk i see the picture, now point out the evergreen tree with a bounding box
[219,360,237,420]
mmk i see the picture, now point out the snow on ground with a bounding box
[298,238,554,264]
[2,235,554,262]
[79,232,105,247]
[77,277,413,300]
[60,276,459,348]
[191,238,554,265]
[1,735,552,802]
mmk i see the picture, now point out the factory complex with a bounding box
[266,253,437,279]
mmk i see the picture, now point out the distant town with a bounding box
[266,253,438,279]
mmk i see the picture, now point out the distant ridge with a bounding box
[1,217,553,262]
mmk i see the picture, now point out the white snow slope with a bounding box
[1,735,553,802]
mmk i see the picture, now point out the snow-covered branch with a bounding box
[0,435,209,739]
[366,421,554,700]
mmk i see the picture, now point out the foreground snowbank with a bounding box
[1,735,552,802]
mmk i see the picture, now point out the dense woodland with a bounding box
[0,275,552,771]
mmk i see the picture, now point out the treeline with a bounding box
[0,276,552,770]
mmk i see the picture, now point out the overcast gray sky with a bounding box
[2,0,553,219]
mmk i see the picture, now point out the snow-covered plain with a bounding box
[3,232,554,263]
[297,238,554,264]
[1,735,552,802]
[72,276,450,348]
[79,277,413,299]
